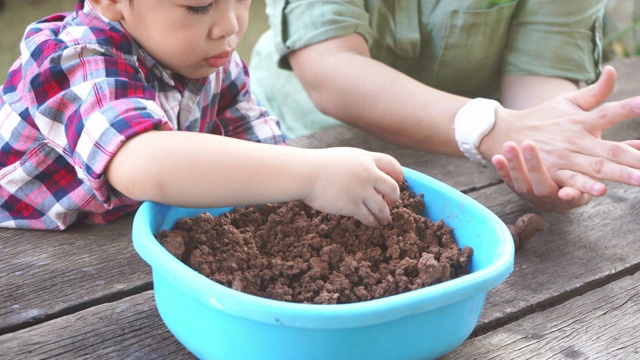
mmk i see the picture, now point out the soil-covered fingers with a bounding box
[352,203,380,227]
[303,147,402,226]
[370,152,403,206]
[363,191,392,226]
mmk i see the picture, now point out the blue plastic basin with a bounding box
[132,167,514,360]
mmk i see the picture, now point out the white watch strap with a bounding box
[454,98,502,165]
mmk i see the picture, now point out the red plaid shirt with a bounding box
[0,1,283,230]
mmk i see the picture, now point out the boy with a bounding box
[0,0,403,230]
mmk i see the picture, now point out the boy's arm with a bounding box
[105,130,404,226]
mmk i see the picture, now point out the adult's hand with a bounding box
[492,141,592,213]
[483,66,640,204]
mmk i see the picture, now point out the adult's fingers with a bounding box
[557,187,593,208]
[587,96,640,131]
[502,142,534,194]
[623,139,640,150]
[553,147,640,189]
[494,142,595,213]
[564,66,616,112]
[492,154,514,188]
[521,141,607,197]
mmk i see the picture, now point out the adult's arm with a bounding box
[289,34,640,211]
[289,33,467,157]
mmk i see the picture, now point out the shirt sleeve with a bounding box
[215,52,284,144]
[30,46,173,196]
[503,0,605,83]
[267,0,372,69]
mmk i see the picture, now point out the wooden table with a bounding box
[1,57,639,359]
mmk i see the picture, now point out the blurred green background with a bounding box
[0,0,269,83]
[1,0,639,84]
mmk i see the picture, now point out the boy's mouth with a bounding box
[204,51,233,68]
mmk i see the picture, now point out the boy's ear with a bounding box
[87,0,125,21]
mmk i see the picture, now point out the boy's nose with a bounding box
[209,9,240,40]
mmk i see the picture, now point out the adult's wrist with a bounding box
[454,98,503,165]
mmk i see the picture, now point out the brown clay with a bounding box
[507,213,548,251]
[157,181,473,304]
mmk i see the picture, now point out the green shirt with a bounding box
[249,0,605,138]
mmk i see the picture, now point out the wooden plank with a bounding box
[2,117,638,339]
[468,180,640,332]
[443,271,640,359]
[1,181,636,358]
[0,214,152,334]
[3,257,638,360]
[0,291,195,359]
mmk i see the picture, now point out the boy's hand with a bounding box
[303,148,404,226]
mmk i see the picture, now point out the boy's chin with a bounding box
[168,67,218,80]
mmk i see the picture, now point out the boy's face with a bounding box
[98,0,251,79]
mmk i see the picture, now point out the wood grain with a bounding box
[443,272,640,359]
[0,56,638,358]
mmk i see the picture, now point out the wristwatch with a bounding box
[454,98,502,165]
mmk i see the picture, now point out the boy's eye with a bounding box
[187,3,213,15]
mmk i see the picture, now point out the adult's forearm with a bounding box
[289,34,468,157]
[500,74,579,110]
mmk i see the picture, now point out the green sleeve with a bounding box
[504,0,606,83]
[266,0,372,69]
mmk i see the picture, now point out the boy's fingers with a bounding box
[364,194,391,226]
[373,153,405,182]
[375,174,400,207]
[356,209,378,227]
